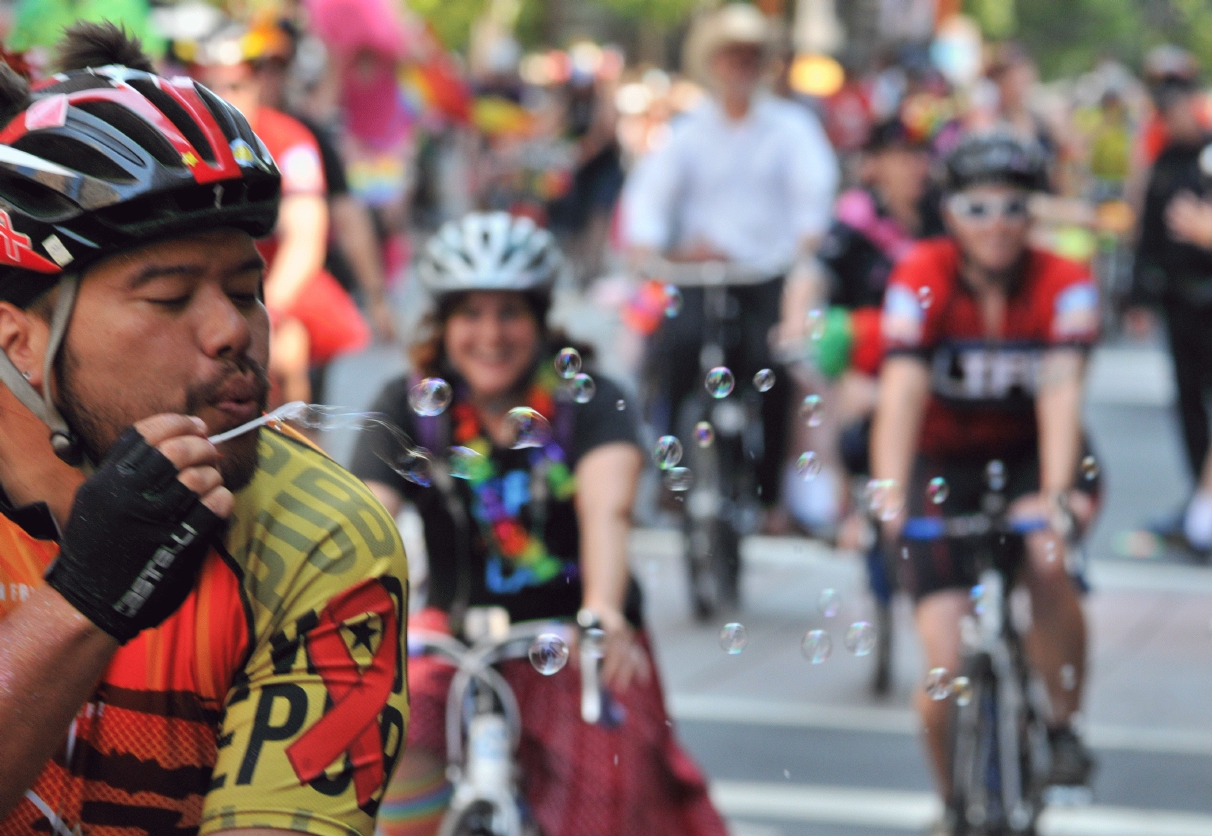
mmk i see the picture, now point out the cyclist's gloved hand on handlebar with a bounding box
[45,415,231,645]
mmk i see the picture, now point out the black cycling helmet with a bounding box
[0,25,281,463]
[943,131,1048,193]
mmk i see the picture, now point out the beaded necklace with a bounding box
[450,362,578,594]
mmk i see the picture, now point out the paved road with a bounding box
[324,323,1212,836]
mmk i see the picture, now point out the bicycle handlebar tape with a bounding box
[45,427,224,644]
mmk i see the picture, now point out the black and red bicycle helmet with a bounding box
[0,62,279,305]
[0,38,281,463]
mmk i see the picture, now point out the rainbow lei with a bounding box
[451,363,578,594]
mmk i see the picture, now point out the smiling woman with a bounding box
[350,212,727,836]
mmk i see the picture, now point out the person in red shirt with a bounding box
[192,22,369,405]
[870,133,1101,819]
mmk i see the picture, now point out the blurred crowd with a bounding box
[2,0,1210,541]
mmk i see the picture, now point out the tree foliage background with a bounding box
[965,0,1212,79]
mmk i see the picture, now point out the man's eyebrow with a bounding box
[127,256,265,289]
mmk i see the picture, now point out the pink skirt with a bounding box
[405,608,728,836]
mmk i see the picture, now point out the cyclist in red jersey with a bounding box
[192,21,370,405]
[0,25,407,834]
[870,133,1101,822]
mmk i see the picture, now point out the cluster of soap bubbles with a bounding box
[717,585,876,663]
[555,349,597,404]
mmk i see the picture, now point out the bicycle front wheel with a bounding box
[948,653,1004,835]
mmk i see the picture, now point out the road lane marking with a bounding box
[633,528,1212,595]
[671,694,1212,757]
[714,780,1212,835]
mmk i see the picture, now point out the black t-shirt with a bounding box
[350,369,643,625]
[1135,135,1212,303]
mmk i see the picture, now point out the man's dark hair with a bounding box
[56,21,154,73]
[0,59,31,128]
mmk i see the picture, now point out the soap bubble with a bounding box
[382,445,436,484]
[664,467,694,492]
[449,446,488,481]
[719,622,748,654]
[694,421,715,447]
[570,373,596,404]
[753,368,776,392]
[817,588,841,618]
[664,285,683,318]
[1081,455,1099,481]
[985,460,1006,491]
[865,479,905,522]
[800,629,832,664]
[806,308,826,341]
[952,676,973,706]
[844,621,876,656]
[705,367,735,398]
[616,399,626,411]
[796,451,821,480]
[925,667,953,700]
[528,634,570,675]
[504,407,552,449]
[801,394,824,427]
[654,435,683,470]
[927,477,949,505]
[555,348,582,379]
[918,286,934,309]
[408,378,453,417]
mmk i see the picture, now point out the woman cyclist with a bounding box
[870,133,1101,830]
[350,212,727,836]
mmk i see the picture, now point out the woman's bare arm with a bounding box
[575,442,648,691]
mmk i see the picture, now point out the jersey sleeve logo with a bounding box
[286,578,400,807]
[1053,282,1099,339]
[882,284,926,346]
[280,145,324,193]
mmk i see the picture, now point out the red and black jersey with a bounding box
[882,238,1099,459]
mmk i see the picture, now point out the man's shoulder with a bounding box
[224,427,407,626]
[894,238,960,282]
[254,107,319,151]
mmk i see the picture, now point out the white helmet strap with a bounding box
[0,273,82,464]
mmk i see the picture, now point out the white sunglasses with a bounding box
[947,193,1031,223]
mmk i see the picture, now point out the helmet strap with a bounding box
[0,274,84,467]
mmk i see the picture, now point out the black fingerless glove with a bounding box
[45,427,224,644]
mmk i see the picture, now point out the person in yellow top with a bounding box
[0,23,407,835]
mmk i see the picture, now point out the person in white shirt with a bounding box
[622,3,839,514]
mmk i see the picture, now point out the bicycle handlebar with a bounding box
[901,514,1049,541]
[639,256,786,287]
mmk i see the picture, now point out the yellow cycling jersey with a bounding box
[0,427,409,836]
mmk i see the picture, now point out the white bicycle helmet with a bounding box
[418,211,563,296]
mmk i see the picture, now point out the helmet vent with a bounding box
[0,170,77,221]
[12,133,133,182]
[71,100,181,169]
[40,76,113,96]
[126,79,216,164]
[191,84,239,143]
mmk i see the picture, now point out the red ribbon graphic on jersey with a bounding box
[286,578,399,805]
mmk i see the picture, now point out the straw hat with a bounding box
[682,3,775,84]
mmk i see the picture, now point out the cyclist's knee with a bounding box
[914,589,968,667]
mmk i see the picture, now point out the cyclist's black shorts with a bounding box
[899,442,1101,601]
